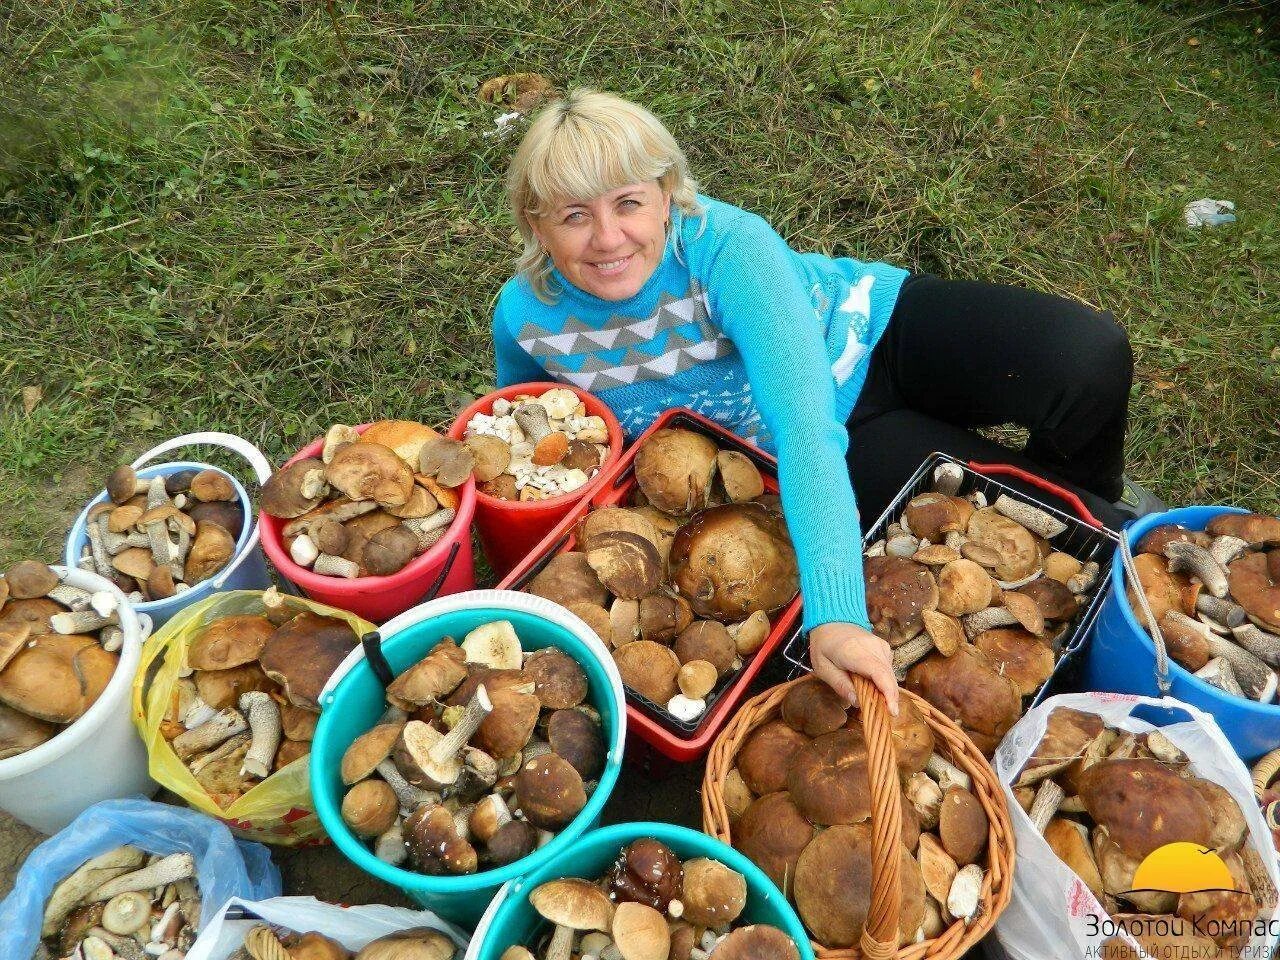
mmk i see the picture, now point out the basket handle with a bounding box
[966,461,1102,529]
[852,673,903,960]
[132,431,273,487]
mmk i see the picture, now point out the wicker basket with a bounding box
[702,676,1014,960]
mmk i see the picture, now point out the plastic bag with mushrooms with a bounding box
[221,921,459,960]
[335,622,605,877]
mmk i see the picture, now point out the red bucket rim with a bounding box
[258,422,476,592]
[446,382,624,512]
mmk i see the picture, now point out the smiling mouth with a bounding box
[591,255,632,275]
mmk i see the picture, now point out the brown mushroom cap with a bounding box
[781,676,849,737]
[4,562,58,600]
[530,876,615,932]
[363,525,419,577]
[0,635,117,724]
[276,738,311,769]
[716,451,765,503]
[669,503,799,622]
[523,647,588,710]
[385,640,467,711]
[606,838,684,911]
[486,819,538,867]
[1080,758,1213,859]
[1015,578,1080,621]
[585,530,661,600]
[1137,524,1210,555]
[340,510,403,567]
[1156,611,1212,672]
[195,662,275,709]
[406,803,477,875]
[732,791,816,895]
[1015,706,1105,786]
[673,621,735,674]
[106,465,141,505]
[1228,551,1280,633]
[473,684,540,760]
[1126,552,1189,629]
[939,786,989,866]
[634,428,719,514]
[937,559,996,616]
[736,719,810,795]
[419,436,475,489]
[638,594,694,643]
[565,602,612,648]
[1206,512,1280,548]
[904,493,974,544]
[0,598,61,635]
[1186,777,1249,854]
[185,521,236,584]
[342,779,398,837]
[1044,818,1105,901]
[261,457,328,519]
[463,434,512,484]
[973,628,1055,697]
[864,556,939,646]
[189,469,236,503]
[967,507,1041,581]
[526,552,608,609]
[547,708,605,780]
[580,507,664,556]
[359,420,442,468]
[680,857,747,927]
[0,701,57,759]
[712,926,801,960]
[326,441,414,507]
[341,721,405,784]
[355,928,457,960]
[904,644,1022,756]
[514,753,587,830]
[258,612,359,710]
[187,615,275,671]
[885,694,935,774]
[613,640,681,705]
[786,729,872,826]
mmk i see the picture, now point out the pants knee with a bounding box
[1070,308,1133,398]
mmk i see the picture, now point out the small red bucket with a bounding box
[448,383,623,578]
[259,424,477,623]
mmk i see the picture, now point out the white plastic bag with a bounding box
[185,896,469,960]
[992,692,1280,960]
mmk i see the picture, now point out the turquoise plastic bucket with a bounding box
[310,594,625,928]
[466,822,815,960]
[1080,505,1280,762]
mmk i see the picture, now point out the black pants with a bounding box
[846,274,1134,532]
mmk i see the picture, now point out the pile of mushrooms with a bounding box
[0,561,123,761]
[462,388,611,501]
[77,464,244,601]
[504,838,800,960]
[158,590,358,805]
[861,463,1101,756]
[1125,512,1280,704]
[38,846,201,960]
[723,676,990,948]
[522,427,797,724]
[337,620,605,875]
[229,923,456,960]
[1012,706,1271,958]
[264,420,464,579]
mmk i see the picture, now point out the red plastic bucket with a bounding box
[259,424,476,622]
[448,383,623,578]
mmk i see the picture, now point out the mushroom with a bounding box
[864,556,939,646]
[1137,524,1210,555]
[918,832,958,907]
[605,838,684,912]
[385,640,467,711]
[993,494,1067,539]
[486,819,539,867]
[973,628,1055,697]
[0,702,56,759]
[523,647,588,709]
[258,612,359,710]
[187,615,274,671]
[342,779,399,837]
[1164,541,1229,599]
[1157,611,1213,672]
[887,695,936,774]
[1228,551,1280,633]
[1206,512,1280,548]
[547,708,605,780]
[1015,578,1079,622]
[188,500,245,540]
[172,707,248,760]
[786,729,871,826]
[406,803,477,875]
[194,662,274,710]
[5,561,58,599]
[713,927,800,960]
[613,641,681,705]
[514,753,586,830]
[238,691,282,778]
[921,609,965,657]
[904,494,973,544]
[716,451,765,502]
[464,434,512,483]
[100,891,151,936]
[88,853,195,901]
[0,634,117,724]
[966,508,1041,581]
[184,521,235,584]
[736,720,810,795]
[905,772,944,829]
[609,599,640,648]
[673,621,735,674]
[356,929,457,960]
[189,469,235,502]
[677,660,719,701]
[611,902,670,960]
[937,559,996,616]
[387,484,438,521]
[633,428,718,514]
[526,552,609,609]
[905,644,1022,756]
[419,437,475,489]
[731,792,816,896]
[1043,818,1104,901]
[261,457,329,519]
[461,620,523,671]
[1080,758,1213,859]
[780,676,849,736]
[1014,706,1105,787]
[580,507,664,555]
[1186,778,1248,854]
[586,531,662,600]
[676,858,747,928]
[938,786,989,866]
[1092,830,1176,914]
[322,442,415,509]
[638,594,694,643]
[364,525,419,576]
[472,683,539,760]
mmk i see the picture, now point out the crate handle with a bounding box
[966,461,1103,529]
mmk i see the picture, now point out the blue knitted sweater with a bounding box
[492,195,909,631]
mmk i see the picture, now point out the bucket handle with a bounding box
[1117,531,1174,697]
[967,460,1103,529]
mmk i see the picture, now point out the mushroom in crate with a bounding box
[1125,511,1280,704]
[0,561,124,760]
[262,420,463,579]
[460,387,612,501]
[74,463,245,601]
[511,837,800,960]
[335,620,606,875]
[157,593,358,805]
[1013,706,1274,958]
[522,427,798,726]
[226,922,458,960]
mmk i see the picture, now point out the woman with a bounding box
[492,89,1157,713]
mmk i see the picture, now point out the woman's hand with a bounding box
[809,621,900,717]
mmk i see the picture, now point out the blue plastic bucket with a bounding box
[466,822,816,960]
[311,590,626,928]
[1079,504,1280,762]
[64,433,273,629]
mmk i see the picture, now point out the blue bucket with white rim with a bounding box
[311,589,627,928]
[64,432,274,628]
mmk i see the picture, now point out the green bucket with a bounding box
[310,593,625,927]
[466,822,816,959]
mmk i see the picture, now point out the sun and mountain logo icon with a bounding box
[1123,842,1246,897]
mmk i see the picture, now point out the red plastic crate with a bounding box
[498,408,802,762]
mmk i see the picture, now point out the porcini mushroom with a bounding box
[716,451,765,502]
[732,791,816,895]
[514,753,586,830]
[461,620,523,671]
[864,556,939,646]
[736,720,810,795]
[606,838,684,911]
[187,615,274,671]
[613,641,681,706]
[633,428,718,514]
[786,729,871,826]
[343,779,399,837]
[586,531,661,600]
[523,647,588,709]
[1080,758,1213,859]
[526,552,609,609]
[326,441,415,507]
[258,612,359,710]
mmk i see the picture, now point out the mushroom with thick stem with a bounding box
[515,753,586,830]
[530,878,615,960]
[258,612,360,710]
[341,723,406,785]
[605,838,684,911]
[377,758,439,813]
[364,525,419,576]
[0,634,118,724]
[939,786,989,865]
[1202,630,1277,701]
[614,641,681,706]
[1207,512,1280,548]
[239,692,282,778]
[633,428,718,514]
[994,494,1068,539]
[1164,541,1229,599]
[5,561,59,599]
[547,708,605,780]
[1196,593,1248,629]
[385,640,467,712]
[1080,758,1213,859]
[906,771,944,829]
[637,594,694,644]
[863,555,939,646]
[1228,551,1280,633]
[406,803,477,875]
[356,928,458,960]
[419,437,476,489]
[326,442,414,507]
[527,552,609,610]
[731,791,815,896]
[461,620,522,671]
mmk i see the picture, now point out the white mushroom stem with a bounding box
[1210,535,1250,568]
[1195,657,1246,697]
[544,924,574,960]
[994,495,1067,538]
[182,699,217,730]
[87,928,147,960]
[51,609,118,634]
[513,403,553,444]
[151,901,182,944]
[173,708,248,760]
[404,509,457,550]
[42,847,147,937]
[1233,623,1280,669]
[892,634,936,681]
[666,695,706,723]
[48,584,93,610]
[995,570,1043,590]
[377,758,439,812]
[375,820,407,865]
[290,534,319,568]
[963,606,1020,637]
[429,686,492,764]
[89,853,195,902]
[313,553,359,578]
[144,516,173,572]
[239,692,282,778]
[99,625,124,654]
[1164,542,1229,598]
[925,753,972,792]
[932,462,965,497]
[1196,594,1247,628]
[146,476,170,509]
[947,864,983,923]
[906,771,943,829]
[1028,779,1065,833]
[1066,561,1099,595]
[944,530,967,551]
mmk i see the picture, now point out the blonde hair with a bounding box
[506,88,703,302]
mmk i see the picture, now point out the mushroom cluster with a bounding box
[522,427,797,724]
[0,561,124,761]
[861,465,1101,756]
[725,677,991,949]
[39,846,201,960]
[263,420,464,579]
[77,464,244,601]
[462,389,611,501]
[1125,512,1280,704]
[1012,706,1269,958]
[158,590,358,805]
[506,839,800,960]
[228,923,456,960]
[337,620,605,876]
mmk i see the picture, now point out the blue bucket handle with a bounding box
[1117,529,1174,697]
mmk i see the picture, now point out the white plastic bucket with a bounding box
[63,432,274,629]
[0,567,157,833]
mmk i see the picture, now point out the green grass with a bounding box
[1,0,1278,563]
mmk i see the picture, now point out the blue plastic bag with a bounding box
[0,798,280,959]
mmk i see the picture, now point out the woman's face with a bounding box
[532,181,671,301]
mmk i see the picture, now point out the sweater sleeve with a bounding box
[701,213,870,631]
[492,284,550,389]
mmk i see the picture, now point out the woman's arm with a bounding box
[493,288,551,388]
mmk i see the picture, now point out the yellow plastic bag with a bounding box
[131,590,375,846]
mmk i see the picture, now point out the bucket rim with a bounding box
[0,566,144,780]
[63,460,257,613]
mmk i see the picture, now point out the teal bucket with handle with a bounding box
[310,590,626,928]
[466,821,816,960]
